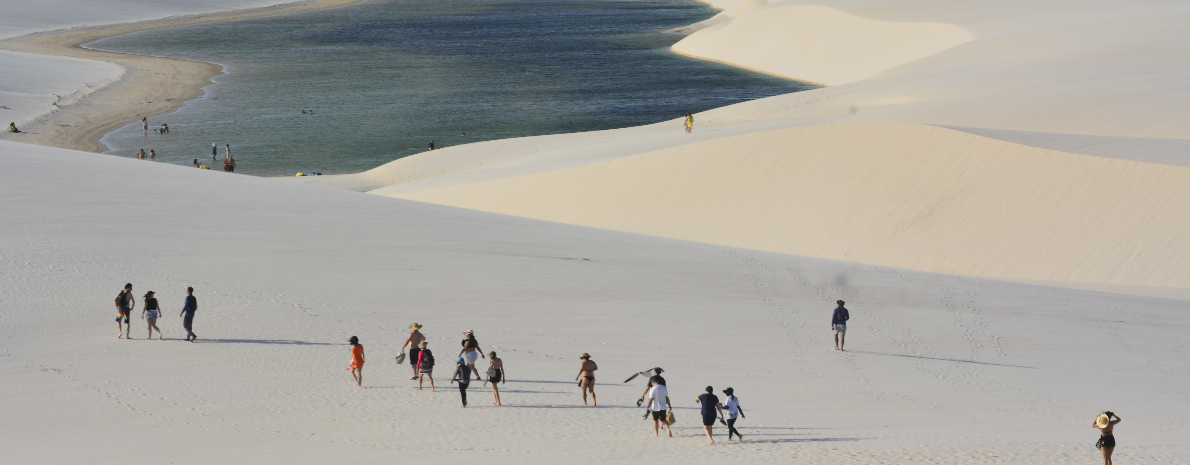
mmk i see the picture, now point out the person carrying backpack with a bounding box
[114,283,135,339]
[416,341,435,391]
[832,300,850,351]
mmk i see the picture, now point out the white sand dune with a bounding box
[383,123,1190,288]
[672,4,974,85]
[3,140,1188,464]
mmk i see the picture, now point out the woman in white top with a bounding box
[722,387,744,441]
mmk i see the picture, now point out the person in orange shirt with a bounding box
[348,336,365,386]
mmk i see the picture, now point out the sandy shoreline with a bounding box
[0,0,365,152]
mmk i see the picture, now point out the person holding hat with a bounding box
[141,291,163,340]
[721,387,744,441]
[401,323,426,380]
[832,300,850,351]
[575,353,598,406]
[416,341,435,391]
[1093,411,1121,465]
[459,330,485,379]
[347,336,365,386]
[694,386,725,445]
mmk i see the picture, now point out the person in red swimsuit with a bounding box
[348,336,365,386]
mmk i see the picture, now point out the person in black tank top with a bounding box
[142,291,163,340]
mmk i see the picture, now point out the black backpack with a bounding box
[422,350,435,367]
[116,291,128,308]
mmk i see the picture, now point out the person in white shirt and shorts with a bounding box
[646,384,672,437]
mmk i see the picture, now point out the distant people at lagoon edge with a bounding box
[416,341,435,391]
[136,149,146,159]
[483,351,504,406]
[645,379,672,437]
[181,287,198,342]
[114,283,135,339]
[212,143,218,160]
[402,323,426,380]
[428,140,435,151]
[576,353,597,406]
[832,300,850,351]
[8,122,19,133]
[149,149,156,159]
[685,111,694,133]
[459,330,484,379]
[348,336,365,386]
[694,386,726,445]
[1095,411,1122,465]
[142,118,148,135]
[141,291,163,340]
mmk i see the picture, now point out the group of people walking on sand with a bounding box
[348,324,506,407]
[113,283,198,341]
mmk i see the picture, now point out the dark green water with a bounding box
[95,0,813,176]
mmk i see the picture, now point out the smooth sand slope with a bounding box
[3,141,1188,464]
[0,0,363,152]
[385,123,1190,288]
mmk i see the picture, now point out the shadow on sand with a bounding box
[200,338,337,346]
[850,350,1038,369]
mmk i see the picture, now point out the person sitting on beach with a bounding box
[193,159,200,168]
[7,122,19,133]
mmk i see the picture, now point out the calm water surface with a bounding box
[95,0,812,176]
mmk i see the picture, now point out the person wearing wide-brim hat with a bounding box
[721,387,745,441]
[575,353,598,406]
[401,323,426,380]
[416,341,435,391]
[141,291,163,340]
[1093,411,1121,465]
[832,300,850,351]
[459,330,484,379]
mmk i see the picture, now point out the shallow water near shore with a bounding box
[94,0,812,176]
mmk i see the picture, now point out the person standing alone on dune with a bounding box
[180,287,197,342]
[684,111,694,133]
[1094,411,1121,465]
[402,323,425,380]
[832,300,850,351]
[576,353,598,406]
[348,336,365,386]
[114,283,135,339]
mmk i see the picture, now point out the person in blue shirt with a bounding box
[694,386,725,445]
[180,287,198,342]
[832,300,850,351]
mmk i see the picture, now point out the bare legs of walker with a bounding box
[418,373,435,391]
[580,378,596,406]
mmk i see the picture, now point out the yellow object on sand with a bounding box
[666,411,676,425]
[297,172,305,176]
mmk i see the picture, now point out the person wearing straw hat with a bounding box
[1093,411,1121,465]
[347,336,365,386]
[141,291,163,340]
[401,323,426,380]
[832,300,850,351]
[575,353,598,406]
[416,341,435,391]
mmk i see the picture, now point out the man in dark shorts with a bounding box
[695,386,725,445]
[402,323,425,380]
[114,283,135,339]
[832,300,850,351]
[180,287,198,342]
[645,382,672,437]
